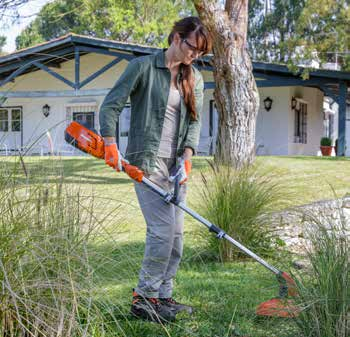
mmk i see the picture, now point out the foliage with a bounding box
[10,0,350,71]
[294,207,349,337]
[0,159,125,336]
[292,0,350,71]
[16,0,91,49]
[197,161,288,262]
[16,0,195,49]
[248,0,350,71]
[248,0,305,64]
[320,136,332,146]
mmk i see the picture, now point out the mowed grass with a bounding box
[1,155,350,337]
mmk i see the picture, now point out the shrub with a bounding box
[197,161,287,262]
[320,137,332,146]
[294,206,349,337]
[0,158,124,336]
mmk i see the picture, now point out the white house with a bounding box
[0,34,349,156]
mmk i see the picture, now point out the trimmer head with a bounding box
[256,272,299,318]
[256,298,299,318]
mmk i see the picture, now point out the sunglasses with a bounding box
[182,38,205,56]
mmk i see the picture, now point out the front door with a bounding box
[0,107,22,152]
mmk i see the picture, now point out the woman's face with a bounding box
[174,31,204,65]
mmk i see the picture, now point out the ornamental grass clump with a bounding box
[0,159,124,337]
[198,161,287,262]
[294,206,349,337]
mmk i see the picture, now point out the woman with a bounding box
[99,16,212,322]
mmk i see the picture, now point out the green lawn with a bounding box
[2,155,350,337]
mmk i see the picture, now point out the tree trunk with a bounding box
[193,0,259,169]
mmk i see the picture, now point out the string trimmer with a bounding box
[65,121,299,318]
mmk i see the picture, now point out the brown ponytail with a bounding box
[168,17,212,121]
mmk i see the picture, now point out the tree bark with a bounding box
[193,0,259,169]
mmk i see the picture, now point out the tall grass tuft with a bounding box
[294,205,349,337]
[0,158,125,336]
[198,161,287,262]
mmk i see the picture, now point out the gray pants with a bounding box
[134,157,186,298]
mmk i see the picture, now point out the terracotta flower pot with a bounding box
[320,146,333,156]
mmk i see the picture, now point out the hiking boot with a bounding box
[159,297,194,315]
[130,291,176,323]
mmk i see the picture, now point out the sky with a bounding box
[1,0,52,53]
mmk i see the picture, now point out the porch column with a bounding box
[337,81,347,156]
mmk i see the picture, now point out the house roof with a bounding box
[0,33,161,65]
[0,33,349,101]
[253,60,350,81]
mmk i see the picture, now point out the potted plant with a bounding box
[320,137,333,156]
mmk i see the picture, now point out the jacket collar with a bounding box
[155,49,168,69]
[155,49,185,78]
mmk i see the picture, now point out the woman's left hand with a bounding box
[169,157,192,185]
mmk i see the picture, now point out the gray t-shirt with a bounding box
[157,86,181,158]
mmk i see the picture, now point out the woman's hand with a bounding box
[182,147,193,161]
[169,154,192,185]
[104,137,122,172]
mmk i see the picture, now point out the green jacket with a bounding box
[99,50,204,173]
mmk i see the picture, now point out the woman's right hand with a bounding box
[104,142,122,172]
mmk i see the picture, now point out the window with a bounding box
[0,109,8,131]
[294,102,307,144]
[0,107,22,132]
[73,112,95,131]
[66,103,97,132]
[11,109,22,131]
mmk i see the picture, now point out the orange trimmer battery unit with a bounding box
[64,121,105,159]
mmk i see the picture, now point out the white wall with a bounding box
[255,87,290,155]
[3,96,104,154]
[1,53,127,92]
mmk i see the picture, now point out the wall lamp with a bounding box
[42,104,50,117]
[263,96,273,111]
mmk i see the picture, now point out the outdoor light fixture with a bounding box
[291,97,297,110]
[42,104,50,117]
[263,97,273,111]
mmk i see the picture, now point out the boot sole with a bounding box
[130,306,176,324]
